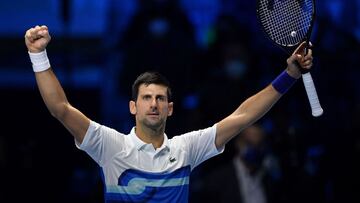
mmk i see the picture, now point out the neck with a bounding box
[135,124,165,149]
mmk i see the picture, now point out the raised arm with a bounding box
[25,25,90,144]
[215,42,313,149]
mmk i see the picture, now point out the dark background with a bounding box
[0,0,359,202]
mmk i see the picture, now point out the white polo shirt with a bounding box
[77,120,224,203]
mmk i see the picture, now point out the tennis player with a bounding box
[25,25,313,203]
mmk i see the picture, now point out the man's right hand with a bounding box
[25,25,51,53]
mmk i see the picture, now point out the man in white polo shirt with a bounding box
[25,25,313,202]
[77,72,221,202]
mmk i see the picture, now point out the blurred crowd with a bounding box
[1,0,360,202]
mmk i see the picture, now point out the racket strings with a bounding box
[261,1,307,44]
[262,2,307,44]
[258,0,313,46]
[265,1,310,45]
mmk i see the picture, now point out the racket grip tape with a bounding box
[302,72,323,117]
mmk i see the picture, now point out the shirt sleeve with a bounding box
[180,124,225,170]
[75,120,126,167]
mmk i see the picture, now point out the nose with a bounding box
[150,98,158,108]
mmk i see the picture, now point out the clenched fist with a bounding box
[286,41,313,79]
[25,25,51,53]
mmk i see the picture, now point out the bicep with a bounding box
[58,104,90,144]
[215,114,247,150]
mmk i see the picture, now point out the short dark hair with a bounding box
[132,71,172,101]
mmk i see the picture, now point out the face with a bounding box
[130,84,173,130]
[236,126,266,172]
[235,126,265,153]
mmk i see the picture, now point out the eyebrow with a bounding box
[141,93,167,97]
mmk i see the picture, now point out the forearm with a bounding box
[34,63,90,143]
[232,85,281,125]
[216,85,281,149]
[216,42,313,149]
[26,26,90,142]
[35,68,69,119]
[221,70,297,135]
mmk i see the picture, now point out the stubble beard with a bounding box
[142,116,166,132]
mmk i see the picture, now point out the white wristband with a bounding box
[28,50,51,72]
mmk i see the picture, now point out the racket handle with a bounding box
[301,72,323,117]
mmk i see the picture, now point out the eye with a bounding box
[157,96,167,102]
[143,95,152,100]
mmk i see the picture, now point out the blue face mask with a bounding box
[148,18,169,38]
[225,60,247,79]
[240,145,266,169]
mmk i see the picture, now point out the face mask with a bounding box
[240,145,265,170]
[225,60,247,79]
[148,18,169,38]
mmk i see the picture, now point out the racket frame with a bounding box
[256,0,323,117]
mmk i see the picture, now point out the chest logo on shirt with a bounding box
[169,157,176,163]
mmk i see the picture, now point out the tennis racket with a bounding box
[256,0,323,117]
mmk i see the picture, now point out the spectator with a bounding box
[199,124,281,203]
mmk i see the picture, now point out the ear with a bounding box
[129,100,136,115]
[168,102,174,116]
